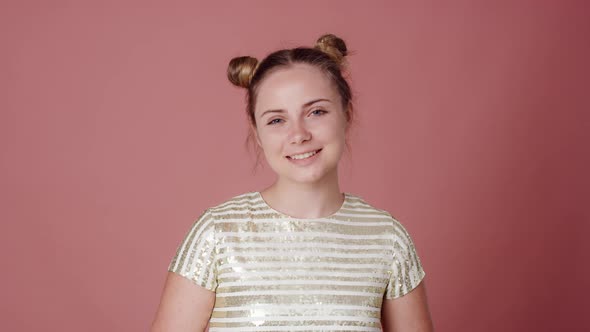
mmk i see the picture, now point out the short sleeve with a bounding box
[167,209,218,291]
[384,218,426,299]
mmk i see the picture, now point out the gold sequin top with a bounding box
[168,192,426,331]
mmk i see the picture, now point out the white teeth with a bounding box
[290,150,318,160]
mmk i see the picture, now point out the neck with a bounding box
[261,169,344,219]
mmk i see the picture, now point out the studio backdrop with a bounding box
[1,1,588,331]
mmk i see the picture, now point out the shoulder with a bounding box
[206,191,261,216]
[344,192,390,215]
[344,192,413,234]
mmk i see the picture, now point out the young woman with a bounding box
[152,34,433,332]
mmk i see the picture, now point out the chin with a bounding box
[281,166,338,185]
[286,174,325,185]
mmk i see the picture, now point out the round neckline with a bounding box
[255,191,349,220]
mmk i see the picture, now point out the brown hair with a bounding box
[227,34,354,167]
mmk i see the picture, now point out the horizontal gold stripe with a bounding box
[212,192,259,209]
[217,275,389,284]
[208,321,381,329]
[210,308,380,319]
[213,211,394,223]
[214,293,382,309]
[216,284,385,295]
[217,254,389,265]
[216,223,392,235]
[217,249,393,258]
[215,212,285,220]
[217,237,392,247]
[213,204,391,218]
[214,204,268,214]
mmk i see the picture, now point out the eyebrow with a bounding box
[259,98,331,118]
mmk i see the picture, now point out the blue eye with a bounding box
[267,118,283,125]
[311,109,327,116]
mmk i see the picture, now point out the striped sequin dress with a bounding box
[168,191,426,331]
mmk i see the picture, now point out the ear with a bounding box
[344,103,352,130]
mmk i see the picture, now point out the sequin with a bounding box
[168,191,425,330]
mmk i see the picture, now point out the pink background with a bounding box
[1,1,588,331]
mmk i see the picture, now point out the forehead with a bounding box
[254,64,338,112]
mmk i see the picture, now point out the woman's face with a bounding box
[253,63,349,185]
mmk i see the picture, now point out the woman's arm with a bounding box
[151,272,216,332]
[381,280,434,332]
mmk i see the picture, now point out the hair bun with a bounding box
[314,34,348,65]
[227,56,259,88]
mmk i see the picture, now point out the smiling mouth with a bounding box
[287,149,322,160]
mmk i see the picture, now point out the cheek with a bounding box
[321,120,347,141]
[257,130,281,151]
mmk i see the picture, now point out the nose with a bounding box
[288,119,311,144]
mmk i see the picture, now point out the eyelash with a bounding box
[267,109,327,125]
